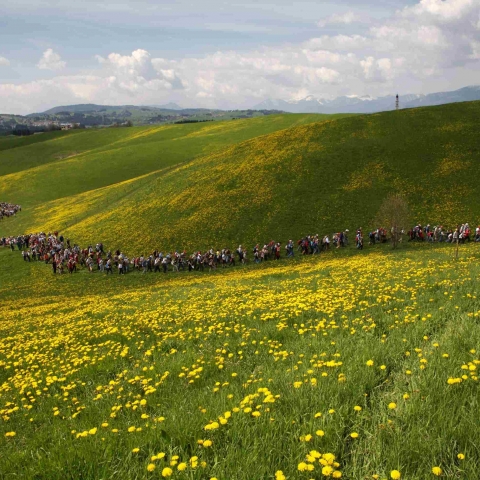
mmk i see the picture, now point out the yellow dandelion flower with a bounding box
[162,467,173,477]
[322,465,333,476]
[298,462,309,472]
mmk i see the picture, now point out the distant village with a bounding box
[0,115,133,136]
[0,106,280,136]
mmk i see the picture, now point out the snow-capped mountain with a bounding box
[253,86,480,114]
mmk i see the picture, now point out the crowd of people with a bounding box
[0,202,21,221]
[406,223,474,243]
[1,221,479,276]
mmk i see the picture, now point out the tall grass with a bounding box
[1,243,478,479]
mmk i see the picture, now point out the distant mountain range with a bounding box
[253,86,480,114]
[2,85,480,136]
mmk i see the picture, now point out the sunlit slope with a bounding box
[1,102,479,250]
[0,113,332,209]
[30,100,479,252]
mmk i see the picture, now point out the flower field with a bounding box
[1,244,479,479]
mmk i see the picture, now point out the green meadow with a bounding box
[0,104,479,479]
[1,241,479,479]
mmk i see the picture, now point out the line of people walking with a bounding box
[1,222,479,276]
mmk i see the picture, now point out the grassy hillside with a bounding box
[0,113,336,209]
[1,103,479,253]
[1,242,479,479]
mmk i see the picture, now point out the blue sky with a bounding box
[1,0,479,114]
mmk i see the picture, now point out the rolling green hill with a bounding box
[0,103,309,134]
[0,113,332,203]
[0,102,479,252]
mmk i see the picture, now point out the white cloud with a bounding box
[360,56,395,82]
[97,49,151,75]
[318,11,358,27]
[470,41,480,59]
[314,67,341,83]
[402,0,475,22]
[0,56,10,66]
[2,0,480,113]
[302,49,357,66]
[37,49,66,71]
[305,35,369,51]
[95,49,184,91]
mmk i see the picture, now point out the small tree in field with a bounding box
[375,194,410,249]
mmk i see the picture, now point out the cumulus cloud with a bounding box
[96,49,152,76]
[37,49,66,71]
[2,0,480,113]
[95,49,184,92]
[360,56,400,82]
[0,56,10,66]
[401,0,475,22]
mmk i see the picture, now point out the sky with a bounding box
[1,0,479,114]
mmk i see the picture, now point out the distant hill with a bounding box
[153,102,183,110]
[0,102,479,253]
[40,104,118,115]
[0,104,287,134]
[254,85,480,114]
[39,103,190,115]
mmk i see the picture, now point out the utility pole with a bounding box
[395,94,399,111]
